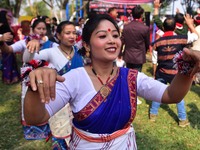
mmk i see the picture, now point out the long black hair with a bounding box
[0,10,14,45]
[0,10,13,34]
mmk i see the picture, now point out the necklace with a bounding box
[91,65,114,85]
[91,65,114,100]
[60,47,73,60]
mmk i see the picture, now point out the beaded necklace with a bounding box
[64,49,73,60]
[90,65,115,100]
[91,65,114,85]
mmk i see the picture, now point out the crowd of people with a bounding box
[1,0,200,149]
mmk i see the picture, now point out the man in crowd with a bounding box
[121,5,150,105]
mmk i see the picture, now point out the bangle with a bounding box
[173,51,195,75]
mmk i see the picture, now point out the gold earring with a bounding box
[86,48,90,58]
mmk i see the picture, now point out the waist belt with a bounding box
[73,125,130,143]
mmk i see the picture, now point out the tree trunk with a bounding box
[27,0,35,16]
[60,9,67,21]
[13,0,22,18]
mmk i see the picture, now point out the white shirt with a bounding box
[45,67,167,116]
[11,39,58,54]
[23,46,71,71]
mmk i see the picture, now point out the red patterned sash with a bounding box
[73,68,120,121]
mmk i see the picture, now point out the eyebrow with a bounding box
[95,29,118,35]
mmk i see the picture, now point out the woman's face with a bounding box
[79,19,85,26]
[57,24,77,47]
[33,22,47,36]
[89,20,121,62]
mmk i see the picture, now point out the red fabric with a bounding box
[194,14,200,25]
[120,16,128,21]
[97,0,153,4]
[176,23,183,28]
[163,31,175,37]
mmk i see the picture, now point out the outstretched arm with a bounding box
[24,67,65,125]
[23,39,41,62]
[24,36,50,62]
[23,48,35,62]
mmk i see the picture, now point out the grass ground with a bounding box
[0,53,199,150]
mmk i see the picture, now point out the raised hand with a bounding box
[154,0,161,8]
[184,13,194,27]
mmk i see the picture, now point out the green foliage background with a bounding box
[25,1,50,17]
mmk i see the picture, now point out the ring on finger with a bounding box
[37,80,44,84]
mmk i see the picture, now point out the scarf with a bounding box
[163,31,176,37]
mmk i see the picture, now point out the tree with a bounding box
[181,0,200,15]
[159,0,175,8]
[41,0,89,21]
[25,1,50,17]
[160,0,200,15]
[42,0,69,20]
[0,0,26,18]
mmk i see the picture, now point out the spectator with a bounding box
[153,1,188,35]
[43,15,53,39]
[121,5,150,104]
[108,7,119,22]
[121,5,150,72]
[51,17,58,35]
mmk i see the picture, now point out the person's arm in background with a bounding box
[153,0,164,30]
[184,14,199,43]
[175,8,189,35]
[0,32,14,53]
[23,36,51,63]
